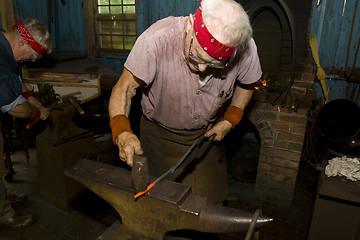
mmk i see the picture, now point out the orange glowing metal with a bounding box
[134,182,157,199]
[254,73,270,90]
[133,134,216,200]
[262,73,270,86]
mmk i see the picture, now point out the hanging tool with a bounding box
[309,34,329,103]
[342,0,347,16]
[134,134,216,199]
[355,83,360,104]
[281,92,289,108]
[284,93,296,111]
[271,92,283,106]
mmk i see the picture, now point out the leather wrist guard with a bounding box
[33,108,41,119]
[223,105,244,128]
[109,115,133,145]
[23,90,32,99]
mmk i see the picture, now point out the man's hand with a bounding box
[38,106,49,120]
[27,96,42,108]
[26,96,49,120]
[204,120,232,141]
[115,131,144,167]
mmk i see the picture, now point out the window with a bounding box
[95,0,136,52]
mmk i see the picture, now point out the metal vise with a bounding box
[64,158,272,240]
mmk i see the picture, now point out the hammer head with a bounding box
[131,155,150,193]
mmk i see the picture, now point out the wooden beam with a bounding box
[83,0,96,58]
[0,0,15,31]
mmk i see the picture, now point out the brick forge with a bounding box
[245,101,309,207]
[238,0,316,207]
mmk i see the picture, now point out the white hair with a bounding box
[201,0,252,52]
[21,18,52,54]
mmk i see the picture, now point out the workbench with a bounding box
[308,171,360,240]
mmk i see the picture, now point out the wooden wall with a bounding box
[4,0,359,86]
[310,0,360,80]
[6,0,198,74]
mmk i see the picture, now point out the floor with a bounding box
[1,140,318,240]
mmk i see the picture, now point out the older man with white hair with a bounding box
[0,17,51,230]
[109,0,262,204]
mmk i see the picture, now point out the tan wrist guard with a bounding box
[109,115,133,145]
[223,105,244,128]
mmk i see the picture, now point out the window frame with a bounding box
[93,0,137,55]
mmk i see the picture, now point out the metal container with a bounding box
[316,99,360,157]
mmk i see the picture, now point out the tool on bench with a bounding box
[68,97,85,115]
[134,133,216,199]
[58,94,85,115]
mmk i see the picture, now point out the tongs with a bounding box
[134,133,216,199]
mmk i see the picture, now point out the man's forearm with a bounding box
[7,102,36,119]
[109,68,140,118]
[230,85,254,110]
[222,85,254,128]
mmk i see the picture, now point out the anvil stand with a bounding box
[36,102,97,211]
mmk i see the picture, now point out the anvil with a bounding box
[64,158,272,240]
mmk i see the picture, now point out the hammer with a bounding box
[25,93,84,130]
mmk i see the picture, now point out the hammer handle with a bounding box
[25,118,39,130]
[24,100,60,130]
[69,97,85,115]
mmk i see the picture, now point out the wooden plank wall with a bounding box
[7,0,359,80]
[310,0,360,79]
[12,0,86,56]
[7,0,198,74]
[0,0,15,31]
[137,0,199,35]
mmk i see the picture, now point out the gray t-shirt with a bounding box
[125,16,262,130]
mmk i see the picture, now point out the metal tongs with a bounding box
[134,133,216,199]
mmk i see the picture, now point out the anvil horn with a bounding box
[65,158,272,240]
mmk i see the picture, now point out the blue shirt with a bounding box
[0,31,26,116]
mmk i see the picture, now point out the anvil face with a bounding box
[65,159,272,240]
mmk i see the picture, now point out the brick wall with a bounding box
[237,0,316,206]
[244,52,315,207]
[245,101,308,206]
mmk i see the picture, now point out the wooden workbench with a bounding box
[308,171,360,240]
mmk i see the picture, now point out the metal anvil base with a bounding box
[65,159,272,240]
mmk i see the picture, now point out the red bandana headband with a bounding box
[193,6,235,60]
[11,17,47,55]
